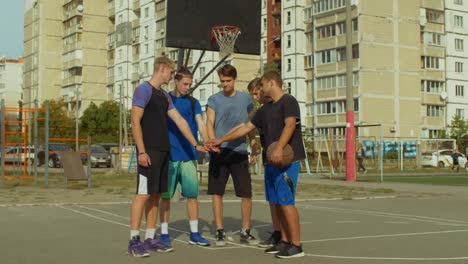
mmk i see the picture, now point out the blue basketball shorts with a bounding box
[264,161,300,205]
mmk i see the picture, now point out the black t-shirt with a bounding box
[251,94,305,162]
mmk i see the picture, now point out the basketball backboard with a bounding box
[166,0,261,55]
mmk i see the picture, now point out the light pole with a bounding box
[69,87,80,151]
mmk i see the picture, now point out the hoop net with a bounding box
[211,25,241,58]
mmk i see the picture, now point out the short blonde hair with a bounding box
[153,56,175,73]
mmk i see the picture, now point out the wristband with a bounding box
[138,152,146,156]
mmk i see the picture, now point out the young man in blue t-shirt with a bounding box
[158,67,210,247]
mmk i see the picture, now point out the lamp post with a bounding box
[69,88,80,151]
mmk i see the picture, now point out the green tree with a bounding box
[262,62,280,74]
[448,114,468,151]
[80,101,120,143]
[37,99,74,142]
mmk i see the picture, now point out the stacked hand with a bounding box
[205,138,222,153]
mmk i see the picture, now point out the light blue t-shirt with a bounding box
[207,91,253,154]
[167,93,202,161]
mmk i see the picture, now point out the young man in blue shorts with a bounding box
[158,67,210,247]
[129,56,204,257]
[207,71,305,258]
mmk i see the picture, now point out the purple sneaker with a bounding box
[127,236,150,257]
[143,238,174,252]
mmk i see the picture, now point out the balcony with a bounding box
[131,35,140,45]
[64,24,83,36]
[108,1,115,19]
[422,116,444,127]
[63,58,82,69]
[62,76,82,87]
[107,75,114,85]
[272,7,281,17]
[133,0,141,13]
[63,41,82,53]
[132,19,139,29]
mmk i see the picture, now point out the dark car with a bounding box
[80,145,112,168]
[37,143,72,168]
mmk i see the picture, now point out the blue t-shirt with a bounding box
[167,93,202,161]
[207,90,253,154]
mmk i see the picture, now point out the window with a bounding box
[422,32,445,46]
[118,66,122,76]
[287,35,291,48]
[145,43,149,54]
[263,18,267,31]
[144,62,149,75]
[336,47,346,61]
[287,58,292,72]
[426,105,443,117]
[426,9,444,23]
[429,129,443,138]
[455,0,463,5]
[145,7,149,18]
[455,62,464,73]
[118,14,123,24]
[287,11,291,25]
[336,22,346,35]
[313,0,346,14]
[456,109,465,119]
[199,88,206,101]
[316,24,336,39]
[455,15,464,27]
[421,80,444,93]
[455,85,464,96]
[421,56,441,69]
[455,38,464,51]
[0,65,4,71]
[304,54,313,69]
[118,49,122,59]
[317,49,336,65]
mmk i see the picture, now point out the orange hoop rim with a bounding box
[210,25,241,41]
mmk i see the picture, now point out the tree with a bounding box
[262,62,280,74]
[37,99,74,142]
[80,101,120,143]
[448,114,468,152]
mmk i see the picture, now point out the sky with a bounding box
[0,0,25,59]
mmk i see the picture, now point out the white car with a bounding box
[421,149,467,168]
[1,146,36,165]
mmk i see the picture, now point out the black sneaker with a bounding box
[275,244,305,258]
[240,229,259,246]
[215,229,226,247]
[257,231,281,248]
[264,240,289,254]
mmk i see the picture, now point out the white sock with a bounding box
[161,222,169,235]
[145,228,156,239]
[130,230,140,239]
[189,220,198,233]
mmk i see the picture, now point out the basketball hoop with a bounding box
[211,25,241,58]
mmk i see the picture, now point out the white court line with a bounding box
[0,201,131,207]
[301,229,468,243]
[303,253,468,261]
[61,205,248,251]
[298,204,468,226]
[384,221,410,224]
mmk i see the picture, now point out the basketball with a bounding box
[266,141,294,168]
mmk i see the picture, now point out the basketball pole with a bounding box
[345,0,356,181]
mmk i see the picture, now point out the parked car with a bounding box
[97,143,119,154]
[421,149,468,168]
[37,143,72,168]
[0,146,36,165]
[80,144,112,168]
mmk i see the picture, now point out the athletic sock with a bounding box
[161,222,169,235]
[145,228,156,240]
[130,230,140,239]
[189,220,198,233]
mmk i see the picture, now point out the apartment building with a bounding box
[0,57,23,107]
[23,0,109,117]
[23,0,62,107]
[303,0,448,139]
[445,0,468,125]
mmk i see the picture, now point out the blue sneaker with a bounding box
[159,234,171,247]
[143,238,173,253]
[127,236,150,257]
[189,232,211,246]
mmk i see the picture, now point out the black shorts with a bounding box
[136,150,169,195]
[208,149,252,198]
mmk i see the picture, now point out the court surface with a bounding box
[1,190,467,264]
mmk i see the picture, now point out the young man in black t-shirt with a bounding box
[207,71,305,258]
[129,56,205,257]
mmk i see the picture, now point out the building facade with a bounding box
[0,57,23,107]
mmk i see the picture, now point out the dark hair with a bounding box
[217,64,237,79]
[261,71,283,87]
[175,67,193,80]
[247,78,261,93]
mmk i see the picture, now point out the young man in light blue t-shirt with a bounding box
[159,67,211,247]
